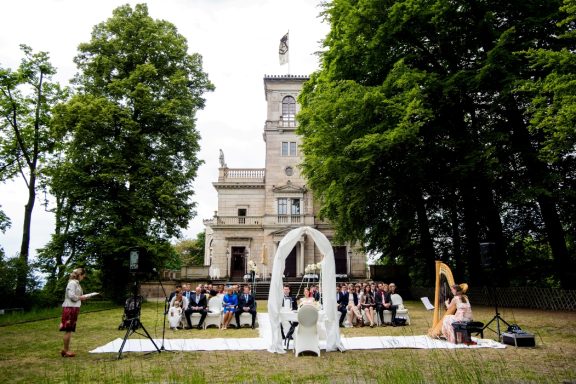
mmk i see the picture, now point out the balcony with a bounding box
[218,168,265,183]
[214,216,262,226]
[277,215,302,224]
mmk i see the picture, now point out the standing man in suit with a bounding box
[235,285,257,328]
[184,285,208,329]
[337,284,350,327]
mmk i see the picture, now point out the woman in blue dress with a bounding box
[221,286,238,329]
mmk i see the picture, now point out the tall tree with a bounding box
[298,0,573,287]
[45,4,214,301]
[0,45,66,296]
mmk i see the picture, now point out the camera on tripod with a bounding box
[117,247,161,358]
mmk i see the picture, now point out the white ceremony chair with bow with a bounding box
[391,293,411,325]
[203,296,223,329]
[293,304,320,357]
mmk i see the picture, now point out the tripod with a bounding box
[482,285,510,341]
[117,283,161,359]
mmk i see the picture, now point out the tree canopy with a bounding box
[298,0,575,287]
[0,45,67,296]
[41,4,214,301]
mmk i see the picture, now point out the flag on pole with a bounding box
[279,32,289,65]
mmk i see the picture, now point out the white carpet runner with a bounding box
[90,313,505,353]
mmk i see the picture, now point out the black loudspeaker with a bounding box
[129,248,140,272]
[479,242,496,267]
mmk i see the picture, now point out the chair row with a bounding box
[169,296,257,329]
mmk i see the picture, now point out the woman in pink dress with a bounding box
[442,284,473,343]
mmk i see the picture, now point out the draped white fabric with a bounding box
[267,226,345,353]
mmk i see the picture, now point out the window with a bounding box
[278,198,288,215]
[291,199,300,215]
[282,96,296,121]
[278,198,300,215]
[281,141,297,156]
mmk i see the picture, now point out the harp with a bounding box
[428,260,467,337]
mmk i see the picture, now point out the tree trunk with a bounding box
[16,172,36,296]
[415,195,436,286]
[507,103,572,288]
[460,182,482,287]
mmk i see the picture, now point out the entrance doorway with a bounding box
[230,246,246,279]
[285,246,297,277]
[333,246,347,275]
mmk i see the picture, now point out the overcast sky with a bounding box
[0,0,329,259]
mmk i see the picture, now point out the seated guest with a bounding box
[310,285,320,302]
[298,287,318,308]
[281,285,298,340]
[184,285,208,329]
[442,284,473,343]
[168,285,182,304]
[206,284,218,297]
[360,285,376,327]
[221,286,238,329]
[337,284,350,327]
[169,293,184,330]
[347,285,362,327]
[282,285,298,311]
[235,285,257,329]
[376,283,398,326]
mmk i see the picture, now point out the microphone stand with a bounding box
[154,269,172,352]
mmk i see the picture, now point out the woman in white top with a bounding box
[442,284,473,343]
[59,268,89,357]
[298,287,319,308]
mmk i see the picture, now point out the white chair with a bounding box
[391,293,410,325]
[367,308,393,325]
[168,306,183,329]
[204,296,223,329]
[294,304,320,357]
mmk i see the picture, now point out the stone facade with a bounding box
[203,75,367,280]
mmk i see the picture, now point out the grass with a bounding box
[0,299,575,383]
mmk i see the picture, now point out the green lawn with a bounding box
[0,299,574,383]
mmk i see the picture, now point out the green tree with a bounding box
[173,231,206,267]
[0,45,67,296]
[43,4,213,301]
[299,0,574,287]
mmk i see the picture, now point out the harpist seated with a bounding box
[441,284,473,343]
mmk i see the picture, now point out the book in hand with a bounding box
[84,292,100,298]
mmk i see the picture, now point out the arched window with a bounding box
[282,96,296,122]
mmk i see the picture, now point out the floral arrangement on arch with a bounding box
[304,262,322,274]
[248,259,258,273]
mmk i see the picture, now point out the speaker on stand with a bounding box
[480,242,510,340]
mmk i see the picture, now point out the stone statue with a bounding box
[219,149,227,168]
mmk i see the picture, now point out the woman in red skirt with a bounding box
[59,268,88,357]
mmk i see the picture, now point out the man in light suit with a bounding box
[184,285,208,329]
[235,285,257,328]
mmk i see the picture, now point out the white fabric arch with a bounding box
[267,226,345,353]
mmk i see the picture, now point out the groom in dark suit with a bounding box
[184,285,208,329]
[235,285,257,328]
[337,284,350,327]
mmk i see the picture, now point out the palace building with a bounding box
[203,75,367,280]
